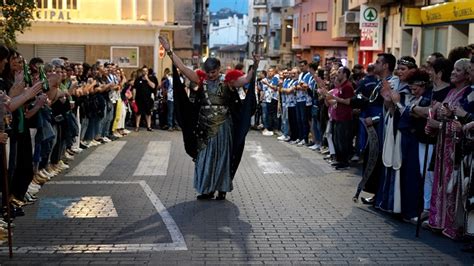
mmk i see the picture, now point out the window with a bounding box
[52,0,63,9]
[316,13,328,31]
[316,22,327,31]
[293,13,299,37]
[38,0,78,9]
[36,0,48,8]
[66,0,77,9]
[285,25,292,42]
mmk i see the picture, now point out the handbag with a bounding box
[131,101,138,113]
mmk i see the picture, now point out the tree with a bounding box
[0,0,36,47]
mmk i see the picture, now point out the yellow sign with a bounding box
[35,9,78,21]
[421,1,474,25]
[403,7,422,26]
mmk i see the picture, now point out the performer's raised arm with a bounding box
[229,54,260,88]
[159,35,199,84]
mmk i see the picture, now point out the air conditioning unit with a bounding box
[344,11,360,23]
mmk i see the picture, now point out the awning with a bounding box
[404,1,474,26]
[422,1,473,25]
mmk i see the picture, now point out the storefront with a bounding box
[403,1,474,63]
[16,0,188,79]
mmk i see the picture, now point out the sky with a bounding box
[209,0,248,14]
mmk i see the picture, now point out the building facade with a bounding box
[16,0,190,79]
[335,0,474,68]
[209,14,248,49]
[293,0,348,66]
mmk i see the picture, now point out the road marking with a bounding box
[37,196,118,219]
[0,180,188,253]
[66,141,127,176]
[133,141,171,176]
[246,141,293,174]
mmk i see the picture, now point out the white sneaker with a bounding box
[38,171,51,180]
[289,139,300,145]
[71,147,83,153]
[64,152,74,160]
[262,129,274,136]
[309,144,320,151]
[277,135,287,141]
[297,139,306,146]
[29,182,41,189]
[123,129,131,134]
[102,137,112,143]
[351,155,360,162]
[80,141,91,148]
[59,160,70,170]
[284,136,291,142]
[28,184,40,194]
[41,169,56,178]
[90,140,100,146]
[262,129,269,135]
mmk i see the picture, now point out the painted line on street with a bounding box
[66,141,127,176]
[133,141,171,176]
[0,180,188,253]
[246,140,293,174]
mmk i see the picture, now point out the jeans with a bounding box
[419,143,434,210]
[295,101,308,141]
[281,106,289,137]
[80,116,89,141]
[261,102,270,130]
[85,116,100,141]
[102,102,114,137]
[311,114,321,144]
[167,100,174,128]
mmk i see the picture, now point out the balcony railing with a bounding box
[254,0,267,8]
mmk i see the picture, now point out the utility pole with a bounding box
[251,16,263,57]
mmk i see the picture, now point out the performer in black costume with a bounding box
[159,36,259,200]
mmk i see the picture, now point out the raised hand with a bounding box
[159,35,171,51]
[25,81,43,100]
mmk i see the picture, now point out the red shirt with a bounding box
[333,80,354,121]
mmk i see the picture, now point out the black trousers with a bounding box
[334,120,353,164]
[268,99,279,131]
[10,130,34,199]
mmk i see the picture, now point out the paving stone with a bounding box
[0,131,473,264]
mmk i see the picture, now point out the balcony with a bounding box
[253,15,268,25]
[349,0,395,11]
[254,0,267,9]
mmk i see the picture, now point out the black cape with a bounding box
[172,66,256,179]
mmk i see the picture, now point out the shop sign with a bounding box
[421,2,474,25]
[359,4,382,51]
[35,9,77,21]
[403,7,422,26]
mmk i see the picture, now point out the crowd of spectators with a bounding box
[254,44,474,247]
[0,45,175,239]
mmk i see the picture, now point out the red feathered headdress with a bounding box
[195,69,207,85]
[224,70,244,84]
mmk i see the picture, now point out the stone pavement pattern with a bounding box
[0,130,473,264]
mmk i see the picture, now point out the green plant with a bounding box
[0,0,36,47]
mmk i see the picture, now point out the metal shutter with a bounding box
[35,44,85,63]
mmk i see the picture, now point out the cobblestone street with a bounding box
[0,130,473,264]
